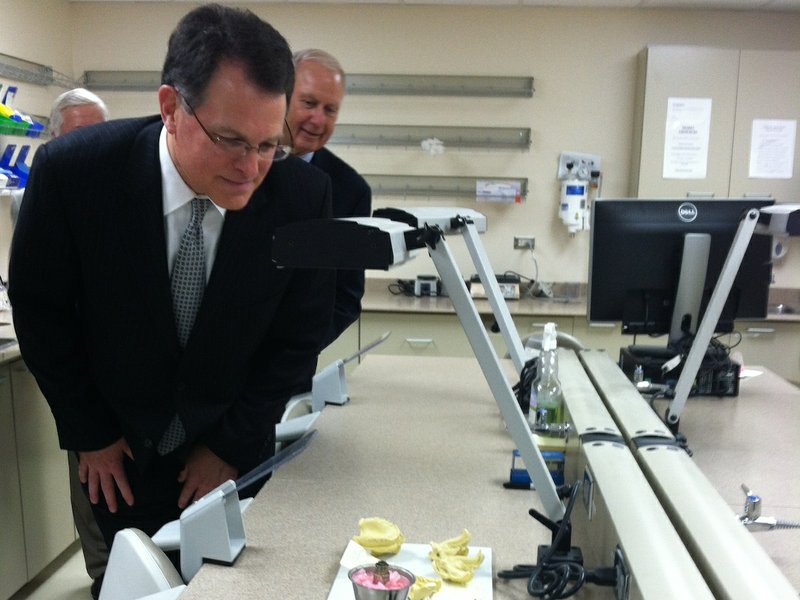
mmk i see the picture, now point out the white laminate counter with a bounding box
[181,355,592,599]
[666,370,800,587]
[181,355,800,599]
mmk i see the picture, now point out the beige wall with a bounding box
[4,1,800,287]
[0,0,72,116]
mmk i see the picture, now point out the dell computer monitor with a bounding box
[588,198,773,348]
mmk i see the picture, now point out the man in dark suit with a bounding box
[286,49,372,349]
[46,87,112,599]
[8,3,335,572]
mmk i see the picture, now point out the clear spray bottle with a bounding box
[530,322,564,431]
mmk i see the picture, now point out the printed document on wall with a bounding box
[663,97,712,179]
[749,119,796,179]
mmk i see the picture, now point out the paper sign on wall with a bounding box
[663,97,712,180]
[749,119,796,179]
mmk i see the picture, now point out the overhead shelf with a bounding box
[345,74,534,97]
[329,124,531,150]
[0,53,74,88]
[364,174,528,200]
[82,70,161,92]
[80,71,535,99]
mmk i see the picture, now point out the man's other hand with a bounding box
[78,437,134,513]
[177,444,238,509]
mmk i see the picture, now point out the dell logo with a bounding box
[678,202,698,223]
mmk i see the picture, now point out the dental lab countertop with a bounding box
[181,355,799,599]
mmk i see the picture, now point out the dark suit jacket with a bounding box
[9,116,335,474]
[310,147,371,348]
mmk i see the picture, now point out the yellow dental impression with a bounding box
[352,517,406,556]
[428,529,485,585]
[408,575,442,600]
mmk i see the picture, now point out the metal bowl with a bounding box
[348,561,416,600]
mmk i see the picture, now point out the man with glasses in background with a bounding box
[9,4,335,589]
[286,49,371,348]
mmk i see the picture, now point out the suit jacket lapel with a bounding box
[200,186,273,318]
[119,120,179,346]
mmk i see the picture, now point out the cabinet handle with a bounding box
[405,338,434,346]
[588,322,617,328]
[745,327,776,334]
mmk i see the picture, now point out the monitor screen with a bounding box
[588,198,773,346]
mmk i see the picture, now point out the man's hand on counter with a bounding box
[177,444,237,509]
[79,437,135,513]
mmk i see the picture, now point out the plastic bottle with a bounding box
[530,323,564,430]
[526,359,542,428]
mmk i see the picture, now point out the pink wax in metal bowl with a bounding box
[348,560,415,599]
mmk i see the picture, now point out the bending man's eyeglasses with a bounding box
[178,90,292,162]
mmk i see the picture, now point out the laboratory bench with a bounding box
[1,277,799,597]
[180,354,799,599]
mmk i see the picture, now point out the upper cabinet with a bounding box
[631,45,800,201]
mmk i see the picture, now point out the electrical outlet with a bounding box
[558,151,601,180]
[513,236,535,250]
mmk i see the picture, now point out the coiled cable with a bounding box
[497,482,615,598]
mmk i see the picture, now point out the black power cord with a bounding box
[388,279,416,296]
[497,482,616,598]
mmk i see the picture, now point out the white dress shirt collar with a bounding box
[158,126,226,218]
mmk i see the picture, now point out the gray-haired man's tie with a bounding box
[158,197,210,455]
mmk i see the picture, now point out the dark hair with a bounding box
[161,3,293,106]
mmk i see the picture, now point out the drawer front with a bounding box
[513,316,574,349]
[572,319,623,355]
[733,321,800,384]
[361,313,472,357]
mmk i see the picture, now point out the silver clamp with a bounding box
[739,483,800,532]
